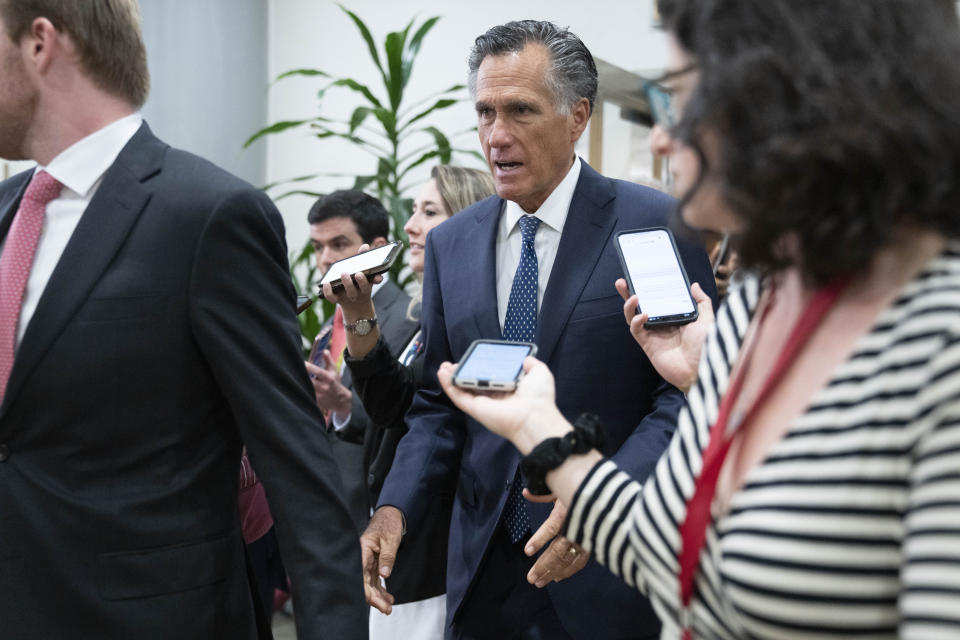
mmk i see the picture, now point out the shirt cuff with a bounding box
[331,411,351,431]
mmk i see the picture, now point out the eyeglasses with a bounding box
[641,80,675,128]
[641,64,697,128]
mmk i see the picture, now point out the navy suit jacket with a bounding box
[378,161,717,639]
[0,123,366,639]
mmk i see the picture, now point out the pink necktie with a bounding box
[0,170,63,401]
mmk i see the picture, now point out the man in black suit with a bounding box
[304,190,418,531]
[361,20,717,640]
[0,2,365,638]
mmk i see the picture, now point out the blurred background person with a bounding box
[438,0,960,638]
[322,165,495,640]
[305,190,418,533]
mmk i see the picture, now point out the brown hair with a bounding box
[0,0,149,107]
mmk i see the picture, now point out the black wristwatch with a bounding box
[344,316,378,336]
[520,413,606,496]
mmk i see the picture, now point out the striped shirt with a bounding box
[566,243,960,639]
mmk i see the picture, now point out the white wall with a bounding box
[264,0,669,253]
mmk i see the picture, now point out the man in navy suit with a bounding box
[0,2,365,638]
[361,20,716,640]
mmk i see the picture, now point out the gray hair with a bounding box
[467,20,598,115]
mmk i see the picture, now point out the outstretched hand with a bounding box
[615,278,714,393]
[437,357,571,455]
[359,506,404,614]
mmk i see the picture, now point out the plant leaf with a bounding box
[400,98,459,131]
[384,28,408,111]
[398,83,467,120]
[419,126,452,163]
[319,78,383,109]
[338,5,384,75]
[349,106,373,134]
[370,107,398,140]
[274,189,325,201]
[272,68,330,85]
[261,173,320,191]
[399,149,443,178]
[352,175,378,191]
[243,119,315,147]
[403,16,441,86]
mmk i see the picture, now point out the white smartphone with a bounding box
[318,241,403,296]
[614,227,698,327]
[453,339,537,392]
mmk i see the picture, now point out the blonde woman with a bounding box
[322,165,494,640]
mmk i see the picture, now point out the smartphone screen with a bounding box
[453,340,537,391]
[319,242,401,287]
[615,227,698,326]
[308,325,333,367]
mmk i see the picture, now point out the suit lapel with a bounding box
[0,172,33,241]
[536,162,617,365]
[465,197,502,340]
[2,124,165,414]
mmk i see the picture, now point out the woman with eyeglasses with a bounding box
[438,1,960,637]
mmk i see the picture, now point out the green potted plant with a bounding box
[246,5,481,348]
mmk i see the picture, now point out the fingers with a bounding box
[527,537,590,588]
[690,282,715,323]
[521,356,542,374]
[614,278,631,302]
[521,488,557,504]
[320,281,342,303]
[322,349,337,372]
[360,537,395,614]
[708,241,722,265]
[621,292,643,328]
[524,499,567,556]
[376,527,401,580]
[304,361,323,379]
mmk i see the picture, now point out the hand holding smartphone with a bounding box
[614,227,698,327]
[317,241,403,298]
[453,339,537,392]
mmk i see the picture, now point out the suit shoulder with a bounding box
[160,148,260,197]
[430,193,499,244]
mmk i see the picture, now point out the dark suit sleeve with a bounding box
[333,285,417,446]
[610,229,719,481]
[376,231,464,529]
[346,336,418,428]
[187,188,366,640]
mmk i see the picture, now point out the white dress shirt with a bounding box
[496,156,582,330]
[12,113,143,345]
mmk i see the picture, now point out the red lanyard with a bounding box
[677,276,849,639]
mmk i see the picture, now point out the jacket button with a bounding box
[367,473,376,486]
[0,443,9,462]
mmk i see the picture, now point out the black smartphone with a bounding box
[712,233,731,276]
[614,227,698,327]
[296,295,314,315]
[318,242,403,298]
[453,339,537,392]
[308,325,333,367]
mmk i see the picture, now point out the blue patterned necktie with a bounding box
[501,214,540,543]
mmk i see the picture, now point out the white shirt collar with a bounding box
[39,113,143,197]
[503,155,581,233]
